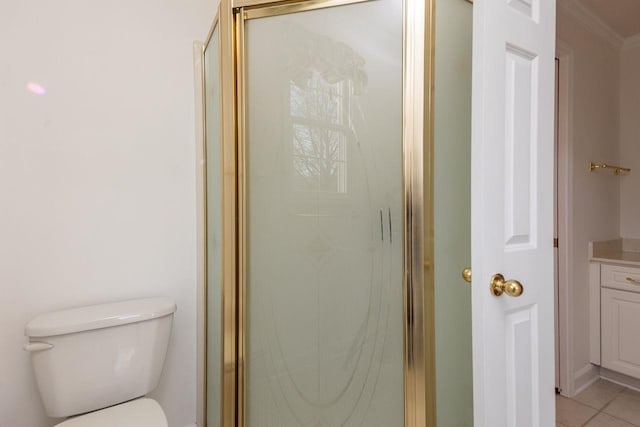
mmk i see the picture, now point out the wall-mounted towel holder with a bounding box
[589,161,631,175]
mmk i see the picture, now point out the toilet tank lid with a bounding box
[25,297,176,338]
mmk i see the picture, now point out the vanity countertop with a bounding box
[589,239,640,267]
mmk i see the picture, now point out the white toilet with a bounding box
[24,297,176,426]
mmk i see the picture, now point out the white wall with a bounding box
[620,38,640,237]
[0,1,216,426]
[557,8,621,388]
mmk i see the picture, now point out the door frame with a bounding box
[555,40,575,396]
[196,0,435,425]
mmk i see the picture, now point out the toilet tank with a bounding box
[24,297,176,418]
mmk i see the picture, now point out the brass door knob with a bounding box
[462,267,472,283]
[490,273,524,297]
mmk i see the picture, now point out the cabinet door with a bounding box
[602,288,640,379]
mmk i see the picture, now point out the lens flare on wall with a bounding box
[26,82,47,95]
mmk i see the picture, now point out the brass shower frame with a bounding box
[201,0,435,425]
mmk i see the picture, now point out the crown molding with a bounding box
[557,0,624,51]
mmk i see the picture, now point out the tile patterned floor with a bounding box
[557,379,640,427]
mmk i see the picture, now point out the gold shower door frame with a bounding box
[201,0,435,425]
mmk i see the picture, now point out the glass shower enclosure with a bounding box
[201,0,430,425]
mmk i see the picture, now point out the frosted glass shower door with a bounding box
[203,22,222,427]
[244,1,405,426]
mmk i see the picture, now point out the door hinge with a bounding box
[554,238,559,248]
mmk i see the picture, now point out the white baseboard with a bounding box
[600,368,640,393]
[570,365,640,395]
[573,364,600,396]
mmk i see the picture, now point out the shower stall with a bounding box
[199,0,431,425]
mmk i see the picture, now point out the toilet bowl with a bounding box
[24,298,176,426]
[54,398,166,427]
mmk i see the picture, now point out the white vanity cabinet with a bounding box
[588,240,640,385]
[592,263,640,379]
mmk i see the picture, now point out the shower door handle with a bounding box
[388,207,392,243]
[380,208,393,243]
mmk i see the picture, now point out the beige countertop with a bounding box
[590,239,640,267]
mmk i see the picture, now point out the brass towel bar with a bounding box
[589,161,631,175]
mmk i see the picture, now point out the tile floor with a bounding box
[557,379,640,426]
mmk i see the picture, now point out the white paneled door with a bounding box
[471,1,556,426]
